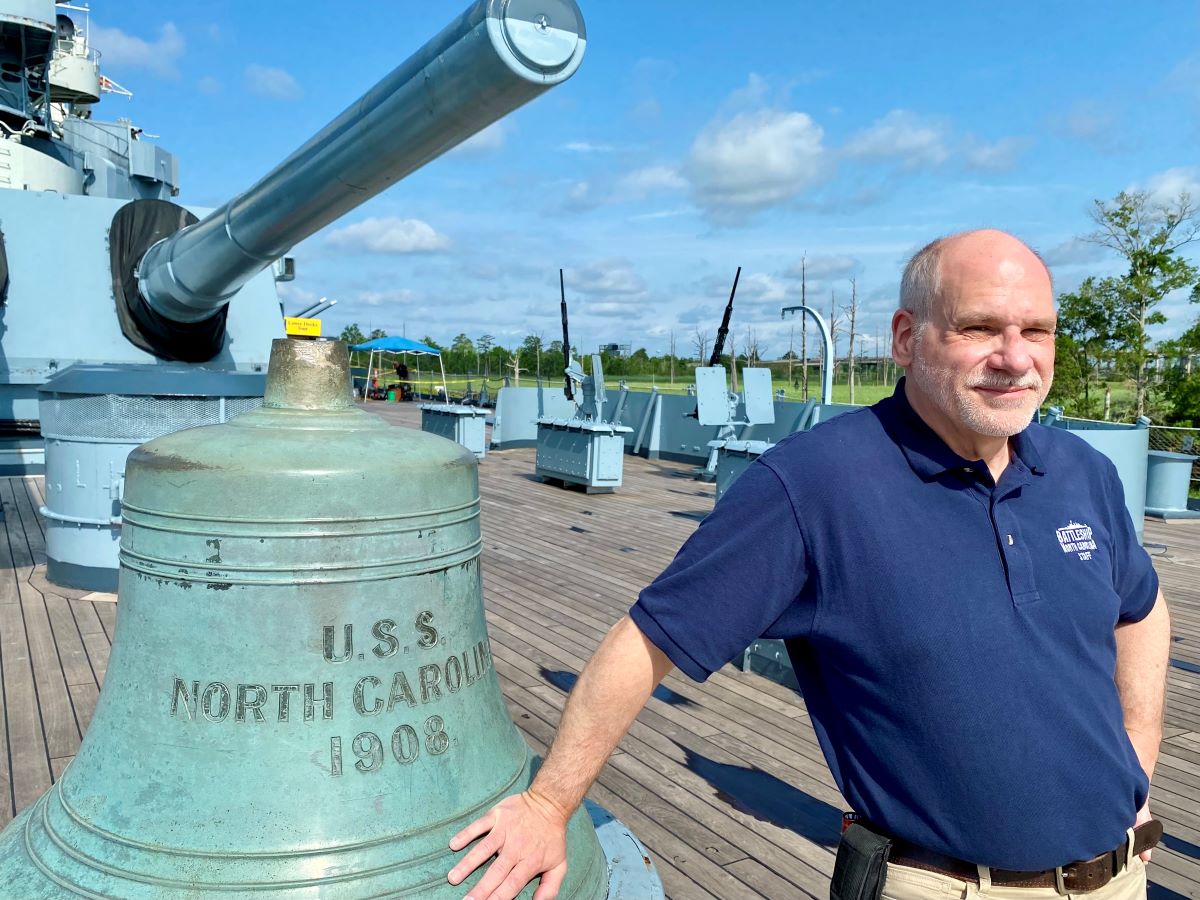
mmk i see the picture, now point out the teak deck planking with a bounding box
[0,399,1195,899]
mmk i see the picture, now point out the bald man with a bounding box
[448,230,1170,900]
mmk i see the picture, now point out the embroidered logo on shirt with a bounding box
[1056,521,1097,560]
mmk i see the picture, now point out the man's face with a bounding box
[898,242,1056,443]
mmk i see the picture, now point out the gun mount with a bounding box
[0,0,588,432]
[689,268,775,482]
[124,0,588,360]
[535,274,631,492]
[3,0,589,590]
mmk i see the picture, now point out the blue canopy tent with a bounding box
[349,336,445,401]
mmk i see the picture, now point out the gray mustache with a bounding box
[969,376,1042,390]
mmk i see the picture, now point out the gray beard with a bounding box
[907,347,1050,439]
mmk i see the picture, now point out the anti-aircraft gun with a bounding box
[691,266,777,483]
[0,0,590,589]
[533,268,632,492]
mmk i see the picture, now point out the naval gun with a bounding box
[7,0,591,590]
[534,269,632,492]
[1,0,590,424]
[690,267,776,484]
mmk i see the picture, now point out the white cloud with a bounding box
[962,136,1031,172]
[677,304,712,326]
[276,283,318,311]
[721,272,789,305]
[616,165,687,198]
[1140,167,1200,205]
[327,218,450,254]
[245,64,302,101]
[566,259,647,296]
[1042,238,1110,268]
[784,254,860,280]
[197,76,221,96]
[686,108,828,217]
[90,22,183,76]
[563,141,617,153]
[1047,101,1119,150]
[628,208,691,222]
[357,289,417,307]
[843,110,949,169]
[453,121,508,155]
[564,180,596,211]
[588,301,649,318]
[1167,55,1200,102]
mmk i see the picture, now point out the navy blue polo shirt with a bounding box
[631,380,1158,870]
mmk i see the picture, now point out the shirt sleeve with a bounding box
[1102,458,1159,622]
[630,459,810,681]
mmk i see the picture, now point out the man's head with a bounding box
[892,229,1056,450]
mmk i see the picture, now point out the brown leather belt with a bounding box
[888,820,1163,894]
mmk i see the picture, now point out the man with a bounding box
[394,360,410,400]
[447,230,1170,900]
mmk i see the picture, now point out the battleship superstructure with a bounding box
[0,1,283,440]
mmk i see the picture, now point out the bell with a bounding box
[0,338,613,898]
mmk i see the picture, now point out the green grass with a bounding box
[370,372,1146,417]
[368,370,896,406]
[602,374,897,405]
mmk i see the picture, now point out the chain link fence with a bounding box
[1044,413,1200,499]
[1148,425,1200,497]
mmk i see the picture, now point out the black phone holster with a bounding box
[830,823,892,900]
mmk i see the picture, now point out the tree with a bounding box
[1085,190,1200,417]
[669,329,676,385]
[1053,277,1118,415]
[339,323,366,346]
[476,334,495,377]
[1045,333,1088,412]
[692,328,711,363]
[828,289,842,386]
[368,328,387,340]
[544,340,565,383]
[506,346,526,387]
[1159,305,1200,425]
[521,333,544,379]
[800,254,809,399]
[843,277,859,403]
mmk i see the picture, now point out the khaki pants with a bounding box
[882,857,1146,899]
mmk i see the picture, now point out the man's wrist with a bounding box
[525,782,576,828]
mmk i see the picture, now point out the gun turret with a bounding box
[121,0,587,361]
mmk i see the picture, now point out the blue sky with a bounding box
[84,1,1199,360]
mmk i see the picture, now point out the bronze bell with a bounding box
[0,339,632,898]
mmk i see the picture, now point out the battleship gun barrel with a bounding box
[136,0,586,324]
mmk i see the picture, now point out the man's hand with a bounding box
[446,617,673,898]
[1134,800,1153,863]
[447,789,571,900]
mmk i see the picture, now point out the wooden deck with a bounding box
[1,400,1199,899]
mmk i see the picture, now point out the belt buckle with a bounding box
[1054,866,1067,896]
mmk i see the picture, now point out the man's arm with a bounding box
[447,615,674,900]
[1115,589,1170,860]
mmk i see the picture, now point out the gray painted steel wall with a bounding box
[0,190,282,424]
[493,387,864,460]
[492,386,577,447]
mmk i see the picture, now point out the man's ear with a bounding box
[892,309,916,368]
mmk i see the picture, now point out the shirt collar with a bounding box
[876,378,1046,481]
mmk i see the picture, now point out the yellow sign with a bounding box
[284,317,322,337]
